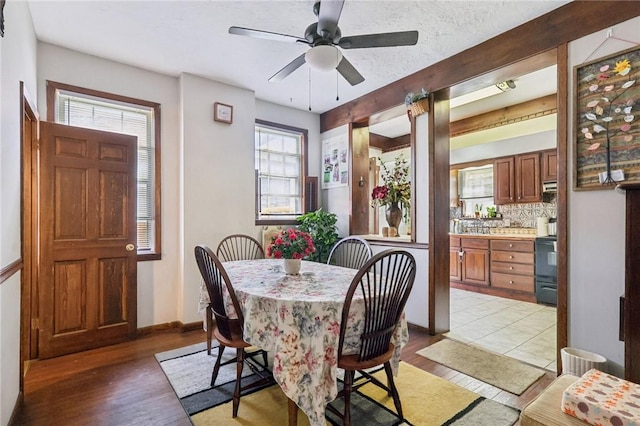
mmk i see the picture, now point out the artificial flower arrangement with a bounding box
[404,88,429,107]
[266,228,315,259]
[370,154,411,210]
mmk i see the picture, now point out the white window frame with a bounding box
[255,119,308,225]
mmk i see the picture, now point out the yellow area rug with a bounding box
[416,338,546,395]
[157,343,520,425]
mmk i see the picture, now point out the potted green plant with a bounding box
[296,208,339,264]
[405,88,429,117]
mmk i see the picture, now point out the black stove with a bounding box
[535,235,557,305]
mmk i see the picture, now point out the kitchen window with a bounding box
[48,81,161,260]
[254,119,308,224]
[457,164,494,216]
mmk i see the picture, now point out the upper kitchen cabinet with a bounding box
[494,152,542,204]
[541,149,558,183]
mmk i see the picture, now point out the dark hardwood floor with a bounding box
[13,327,555,425]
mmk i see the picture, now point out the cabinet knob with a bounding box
[509,266,514,270]
[509,244,513,247]
[509,280,514,284]
[509,255,513,259]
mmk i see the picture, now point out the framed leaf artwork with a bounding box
[574,46,640,190]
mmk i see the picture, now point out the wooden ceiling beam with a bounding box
[450,94,557,137]
[320,1,640,132]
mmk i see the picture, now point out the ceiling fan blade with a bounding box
[317,0,345,39]
[339,31,419,49]
[269,53,307,82]
[336,56,364,86]
[229,26,308,44]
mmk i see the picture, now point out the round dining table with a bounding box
[201,258,409,426]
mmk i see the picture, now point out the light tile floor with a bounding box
[446,288,557,371]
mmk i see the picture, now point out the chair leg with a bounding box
[343,369,355,426]
[232,348,245,418]
[206,307,213,355]
[211,344,225,387]
[384,362,403,420]
[261,349,268,368]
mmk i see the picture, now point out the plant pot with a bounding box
[408,98,429,118]
[283,259,301,275]
[385,202,402,236]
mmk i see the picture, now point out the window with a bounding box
[255,119,309,224]
[47,81,161,260]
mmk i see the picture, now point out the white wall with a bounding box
[180,73,257,323]
[567,17,640,377]
[321,124,351,236]
[0,1,38,423]
[369,244,429,329]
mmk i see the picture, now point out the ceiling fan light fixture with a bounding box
[305,45,342,72]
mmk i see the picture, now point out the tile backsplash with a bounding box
[499,197,557,228]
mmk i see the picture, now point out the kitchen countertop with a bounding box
[449,233,537,240]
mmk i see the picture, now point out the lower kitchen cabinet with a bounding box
[490,239,535,293]
[450,235,536,301]
[452,237,490,286]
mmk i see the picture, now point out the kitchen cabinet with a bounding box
[541,149,557,182]
[490,239,535,293]
[493,153,542,204]
[452,237,489,286]
[450,237,462,281]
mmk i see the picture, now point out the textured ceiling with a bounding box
[27,0,570,114]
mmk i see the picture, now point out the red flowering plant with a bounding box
[266,228,315,259]
[370,154,411,209]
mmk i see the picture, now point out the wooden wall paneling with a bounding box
[320,2,640,132]
[619,183,640,383]
[429,90,451,334]
[556,43,568,374]
[350,124,370,236]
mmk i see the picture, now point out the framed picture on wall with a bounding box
[574,46,640,190]
[214,102,233,124]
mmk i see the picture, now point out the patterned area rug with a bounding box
[416,338,546,395]
[156,342,520,425]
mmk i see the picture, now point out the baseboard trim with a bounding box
[9,391,23,426]
[408,322,430,334]
[136,320,204,336]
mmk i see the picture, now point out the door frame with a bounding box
[20,81,39,387]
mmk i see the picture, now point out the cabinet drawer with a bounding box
[491,250,534,264]
[490,240,533,252]
[491,272,534,293]
[450,237,461,248]
[491,261,534,276]
[461,238,489,249]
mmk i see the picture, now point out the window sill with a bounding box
[358,234,429,249]
[255,218,299,226]
[138,252,161,261]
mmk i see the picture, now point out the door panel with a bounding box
[39,122,137,359]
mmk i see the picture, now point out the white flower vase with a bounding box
[283,259,301,275]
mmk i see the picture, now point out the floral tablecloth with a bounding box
[198,259,409,426]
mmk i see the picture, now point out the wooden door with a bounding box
[516,153,542,203]
[493,157,515,204]
[38,122,137,359]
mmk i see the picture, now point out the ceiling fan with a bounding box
[229,0,419,86]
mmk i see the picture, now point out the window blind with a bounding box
[56,92,155,251]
